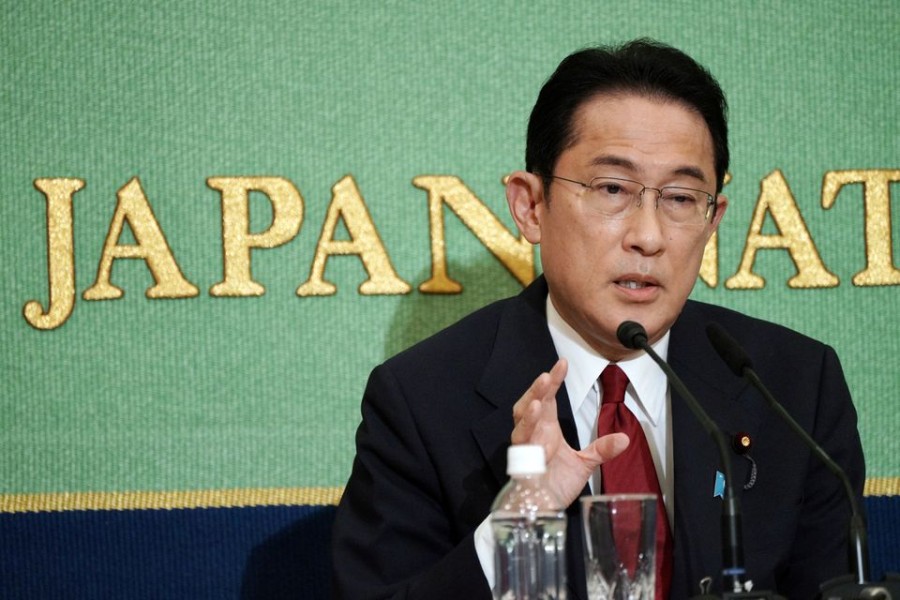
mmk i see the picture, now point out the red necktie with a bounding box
[598,364,672,599]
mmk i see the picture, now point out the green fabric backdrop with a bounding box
[2,0,897,503]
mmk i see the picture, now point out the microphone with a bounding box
[705,322,900,598]
[616,321,752,596]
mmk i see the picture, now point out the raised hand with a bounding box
[510,358,630,506]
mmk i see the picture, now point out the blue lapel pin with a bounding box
[713,470,726,498]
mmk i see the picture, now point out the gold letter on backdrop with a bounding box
[413,175,534,293]
[822,169,900,286]
[83,178,200,300]
[726,170,839,289]
[297,175,410,296]
[23,178,85,330]
[208,176,304,296]
[699,231,718,287]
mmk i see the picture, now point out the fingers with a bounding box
[510,359,567,447]
[511,359,567,421]
[510,399,541,445]
[543,433,629,508]
[546,358,567,391]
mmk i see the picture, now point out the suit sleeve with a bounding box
[330,363,494,600]
[778,344,866,597]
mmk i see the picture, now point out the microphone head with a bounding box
[706,322,753,376]
[617,321,648,349]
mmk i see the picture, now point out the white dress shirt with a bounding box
[545,296,673,518]
[476,296,674,588]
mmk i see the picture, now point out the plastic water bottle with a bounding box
[491,444,567,600]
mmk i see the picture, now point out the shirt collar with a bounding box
[546,296,670,425]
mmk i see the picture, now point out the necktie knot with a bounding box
[600,364,629,405]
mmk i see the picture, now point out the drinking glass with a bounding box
[580,494,656,600]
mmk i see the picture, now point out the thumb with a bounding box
[582,433,630,467]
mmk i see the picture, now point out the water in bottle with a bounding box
[491,444,566,600]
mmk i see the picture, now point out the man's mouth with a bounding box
[616,279,654,290]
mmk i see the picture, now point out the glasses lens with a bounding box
[585,178,641,217]
[580,177,713,225]
[659,188,711,224]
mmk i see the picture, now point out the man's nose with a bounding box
[624,190,666,255]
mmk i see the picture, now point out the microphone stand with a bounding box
[705,322,900,600]
[742,368,900,599]
[616,322,784,599]
[819,575,900,600]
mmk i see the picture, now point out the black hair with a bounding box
[526,39,729,193]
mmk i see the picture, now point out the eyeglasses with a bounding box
[546,174,717,226]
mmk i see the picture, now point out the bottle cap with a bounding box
[506,444,546,476]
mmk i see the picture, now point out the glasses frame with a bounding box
[545,174,717,223]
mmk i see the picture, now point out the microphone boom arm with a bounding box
[617,321,747,592]
[742,365,869,584]
[705,321,875,591]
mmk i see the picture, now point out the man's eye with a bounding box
[667,194,696,204]
[598,184,624,194]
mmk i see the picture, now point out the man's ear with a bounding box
[709,194,728,234]
[506,170,545,244]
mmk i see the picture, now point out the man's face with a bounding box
[508,92,727,360]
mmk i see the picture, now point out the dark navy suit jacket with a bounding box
[331,276,865,599]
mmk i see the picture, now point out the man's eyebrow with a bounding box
[588,155,709,184]
[671,165,708,184]
[588,155,637,171]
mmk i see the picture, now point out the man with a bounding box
[331,39,865,599]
